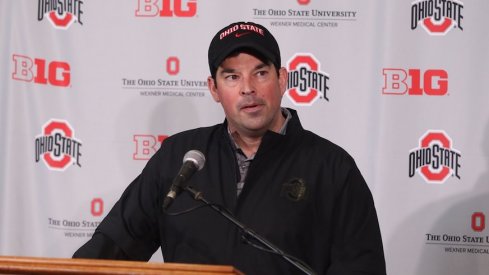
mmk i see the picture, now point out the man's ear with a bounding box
[207,76,221,102]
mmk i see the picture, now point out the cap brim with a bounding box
[212,41,277,73]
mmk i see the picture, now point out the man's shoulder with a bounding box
[163,123,225,146]
[293,129,357,167]
[301,129,348,153]
[287,109,350,156]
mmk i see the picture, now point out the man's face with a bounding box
[208,52,287,137]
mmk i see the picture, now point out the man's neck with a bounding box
[229,131,262,158]
[228,109,289,158]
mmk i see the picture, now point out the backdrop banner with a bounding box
[1,1,489,274]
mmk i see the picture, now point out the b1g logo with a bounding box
[286,54,330,106]
[133,135,168,160]
[411,0,463,35]
[35,119,82,171]
[135,0,197,17]
[382,68,448,96]
[38,0,84,29]
[409,130,461,184]
[12,54,71,87]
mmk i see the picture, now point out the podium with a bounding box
[0,256,244,274]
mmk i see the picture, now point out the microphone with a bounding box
[162,150,205,211]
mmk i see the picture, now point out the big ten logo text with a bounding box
[286,54,330,106]
[91,198,104,217]
[382,68,448,96]
[133,135,168,160]
[135,0,197,17]
[12,54,71,87]
[166,56,179,75]
[472,212,486,232]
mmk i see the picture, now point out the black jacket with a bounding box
[74,109,386,275]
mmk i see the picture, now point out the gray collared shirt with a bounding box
[228,108,292,196]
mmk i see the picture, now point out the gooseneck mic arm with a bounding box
[184,185,317,275]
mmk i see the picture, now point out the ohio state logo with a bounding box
[38,0,84,29]
[35,119,82,171]
[472,212,485,232]
[411,0,463,35]
[286,54,330,106]
[409,130,461,184]
[297,0,311,5]
[135,0,197,17]
[91,198,104,217]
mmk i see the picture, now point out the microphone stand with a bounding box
[184,185,317,275]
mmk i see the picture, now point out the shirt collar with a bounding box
[227,107,292,152]
[278,107,292,135]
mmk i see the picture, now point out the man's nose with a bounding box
[240,77,255,95]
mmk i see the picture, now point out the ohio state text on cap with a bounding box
[208,21,281,77]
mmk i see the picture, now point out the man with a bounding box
[74,21,386,275]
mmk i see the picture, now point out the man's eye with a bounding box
[225,75,238,80]
[257,70,268,76]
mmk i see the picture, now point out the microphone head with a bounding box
[183,150,206,171]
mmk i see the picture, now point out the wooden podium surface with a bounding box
[0,256,244,274]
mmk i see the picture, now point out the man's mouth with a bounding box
[240,102,263,113]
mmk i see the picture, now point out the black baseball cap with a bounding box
[208,21,281,78]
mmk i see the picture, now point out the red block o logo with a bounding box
[43,120,73,170]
